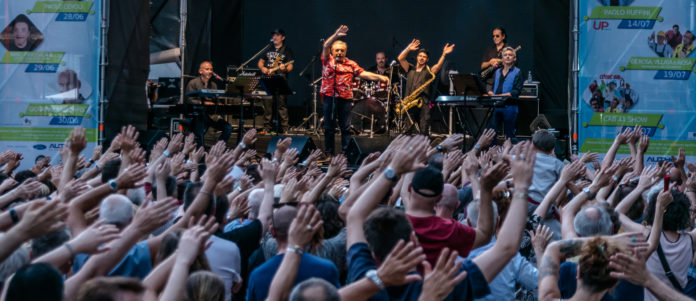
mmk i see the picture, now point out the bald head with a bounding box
[272,206,298,243]
[574,206,612,237]
[437,184,459,211]
[247,188,264,219]
[100,194,134,229]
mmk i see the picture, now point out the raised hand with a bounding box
[627,125,642,145]
[0,150,16,166]
[119,125,139,153]
[131,197,179,234]
[91,145,102,163]
[276,138,293,155]
[166,133,184,155]
[615,127,632,145]
[334,25,349,38]
[637,165,660,189]
[150,137,168,160]
[242,128,258,146]
[593,163,619,189]
[407,39,420,51]
[69,220,120,254]
[107,134,122,153]
[17,200,68,239]
[638,135,650,153]
[609,249,651,286]
[177,225,210,265]
[581,152,598,164]
[530,224,553,256]
[262,158,279,185]
[672,148,686,169]
[327,155,347,179]
[155,159,171,182]
[442,43,455,55]
[191,146,205,164]
[480,161,508,192]
[287,204,323,248]
[12,178,42,200]
[170,152,186,176]
[215,176,235,196]
[114,164,148,189]
[283,148,299,166]
[440,133,463,152]
[0,178,17,193]
[228,194,252,221]
[183,133,196,155]
[419,248,467,301]
[204,152,236,184]
[506,141,536,188]
[59,179,88,202]
[389,135,429,175]
[376,239,426,287]
[68,127,88,155]
[476,128,496,150]
[560,160,585,183]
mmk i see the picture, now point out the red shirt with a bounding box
[407,214,477,265]
[320,55,364,99]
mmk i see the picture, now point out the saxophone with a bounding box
[395,66,435,115]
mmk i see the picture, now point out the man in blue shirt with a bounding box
[246,206,340,301]
[487,47,523,139]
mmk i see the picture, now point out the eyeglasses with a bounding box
[492,35,501,37]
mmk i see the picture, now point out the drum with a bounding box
[351,77,366,100]
[351,98,386,133]
[373,81,389,99]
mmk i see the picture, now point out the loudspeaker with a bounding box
[266,136,316,161]
[515,98,539,136]
[345,136,391,165]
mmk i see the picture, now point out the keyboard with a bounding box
[435,95,511,107]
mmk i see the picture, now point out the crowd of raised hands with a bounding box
[0,124,694,301]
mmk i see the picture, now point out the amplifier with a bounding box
[520,81,540,99]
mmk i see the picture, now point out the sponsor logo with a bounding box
[49,143,65,150]
[32,144,47,150]
[592,20,610,30]
[646,156,672,163]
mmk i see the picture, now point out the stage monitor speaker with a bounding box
[345,136,391,165]
[265,136,316,161]
[515,98,539,136]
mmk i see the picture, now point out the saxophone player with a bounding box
[321,25,389,155]
[397,39,454,134]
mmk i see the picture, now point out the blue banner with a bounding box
[0,1,100,169]
[578,0,696,161]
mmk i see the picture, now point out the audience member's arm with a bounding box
[534,161,584,219]
[0,178,42,209]
[472,141,535,282]
[601,127,630,171]
[615,165,660,214]
[418,248,467,301]
[267,205,324,301]
[346,136,428,248]
[66,164,147,236]
[64,197,178,300]
[610,250,691,301]
[338,153,381,220]
[473,162,507,248]
[0,200,66,262]
[159,224,212,301]
[180,153,235,223]
[60,127,87,192]
[33,220,119,269]
[301,155,345,204]
[257,158,278,235]
[672,148,688,186]
[636,135,649,173]
[646,188,672,255]
[561,164,616,239]
[530,225,554,270]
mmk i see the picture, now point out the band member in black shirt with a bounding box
[258,28,294,134]
[185,61,232,147]
[397,39,454,134]
[480,27,508,91]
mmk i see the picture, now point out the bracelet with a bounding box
[9,208,19,224]
[513,191,528,200]
[163,150,171,157]
[239,142,247,149]
[286,245,304,255]
[64,243,76,257]
[200,190,213,196]
[474,144,482,150]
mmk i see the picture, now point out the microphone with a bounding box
[212,72,223,81]
[389,60,398,67]
[270,38,274,43]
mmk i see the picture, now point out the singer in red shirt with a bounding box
[320,25,389,155]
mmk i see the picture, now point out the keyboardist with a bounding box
[487,47,522,140]
[185,61,233,147]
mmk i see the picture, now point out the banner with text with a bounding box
[578,0,696,163]
[0,1,99,170]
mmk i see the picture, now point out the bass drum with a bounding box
[351,98,386,134]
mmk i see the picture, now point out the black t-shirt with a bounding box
[185,77,217,92]
[405,64,433,101]
[262,45,294,77]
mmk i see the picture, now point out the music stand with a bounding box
[229,76,260,142]
[449,74,489,137]
[259,76,293,134]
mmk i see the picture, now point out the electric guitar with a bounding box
[267,60,295,75]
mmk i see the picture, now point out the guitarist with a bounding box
[480,27,509,91]
[258,28,294,134]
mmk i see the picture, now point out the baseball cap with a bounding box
[271,28,286,36]
[411,167,444,197]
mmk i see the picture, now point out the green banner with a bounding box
[580,138,696,156]
[0,127,97,142]
[585,6,662,20]
[621,57,696,71]
[29,1,93,13]
[585,113,663,127]
[0,52,64,64]
[21,104,90,117]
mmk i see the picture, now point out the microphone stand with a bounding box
[236,43,272,73]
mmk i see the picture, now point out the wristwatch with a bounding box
[582,187,597,200]
[436,145,445,153]
[474,144,482,150]
[384,167,398,182]
[108,179,119,192]
[366,269,385,289]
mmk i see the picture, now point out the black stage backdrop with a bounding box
[224,0,570,132]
